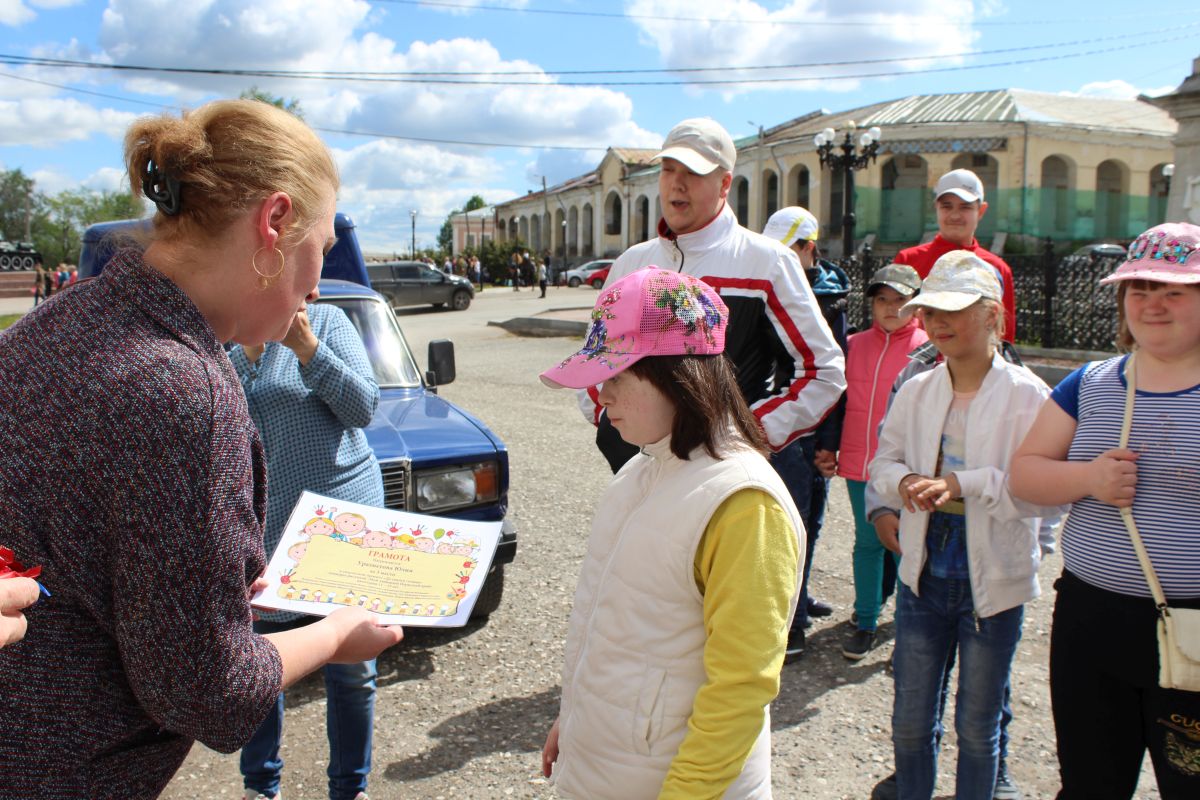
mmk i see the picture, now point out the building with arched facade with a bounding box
[492,148,657,262]
[493,90,1176,263]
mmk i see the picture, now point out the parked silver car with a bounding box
[365,261,475,311]
[562,259,614,288]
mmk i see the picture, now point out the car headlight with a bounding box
[414,461,499,512]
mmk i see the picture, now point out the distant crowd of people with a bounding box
[1,106,1198,800]
[31,261,77,305]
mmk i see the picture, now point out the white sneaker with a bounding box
[242,792,279,800]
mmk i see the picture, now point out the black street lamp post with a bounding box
[813,122,882,260]
[409,209,418,258]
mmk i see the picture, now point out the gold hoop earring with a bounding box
[252,247,286,289]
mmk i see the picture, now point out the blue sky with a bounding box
[1,0,1197,251]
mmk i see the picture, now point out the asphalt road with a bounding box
[161,284,1160,800]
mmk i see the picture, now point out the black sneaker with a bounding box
[993,762,1022,800]
[842,628,876,661]
[783,627,805,663]
[807,597,834,617]
[870,772,898,800]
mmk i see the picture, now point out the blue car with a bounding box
[80,218,517,619]
[314,279,515,617]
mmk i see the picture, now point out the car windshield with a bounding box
[318,296,423,388]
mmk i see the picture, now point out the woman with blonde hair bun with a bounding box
[0,99,404,799]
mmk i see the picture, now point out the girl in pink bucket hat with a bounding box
[1011,222,1200,797]
[539,266,805,799]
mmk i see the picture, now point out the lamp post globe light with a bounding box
[813,122,882,260]
[409,209,418,259]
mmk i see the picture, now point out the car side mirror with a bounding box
[426,339,456,390]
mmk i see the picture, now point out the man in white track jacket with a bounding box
[584,118,845,467]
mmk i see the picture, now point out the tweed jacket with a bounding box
[0,251,283,799]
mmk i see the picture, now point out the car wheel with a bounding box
[591,278,604,289]
[470,564,505,619]
[568,277,581,288]
[451,289,472,311]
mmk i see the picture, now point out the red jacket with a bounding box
[894,234,1015,342]
[836,317,928,481]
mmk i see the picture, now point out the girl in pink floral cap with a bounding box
[1012,222,1200,797]
[539,266,804,799]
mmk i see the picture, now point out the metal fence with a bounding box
[839,242,1123,352]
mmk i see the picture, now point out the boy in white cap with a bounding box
[584,122,846,610]
[761,206,851,656]
[894,168,1016,344]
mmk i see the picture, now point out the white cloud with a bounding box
[93,3,657,150]
[335,139,500,191]
[525,149,606,187]
[332,138,515,250]
[0,0,83,26]
[81,166,127,192]
[0,0,35,25]
[1064,79,1177,101]
[30,165,128,195]
[625,0,980,95]
[317,37,661,162]
[417,0,528,15]
[99,0,373,67]
[9,0,660,247]
[0,97,137,147]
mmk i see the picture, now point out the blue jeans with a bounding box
[770,435,828,629]
[892,568,1024,800]
[241,618,378,800]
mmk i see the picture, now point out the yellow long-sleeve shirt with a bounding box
[658,488,801,799]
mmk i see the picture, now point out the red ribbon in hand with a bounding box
[0,546,42,581]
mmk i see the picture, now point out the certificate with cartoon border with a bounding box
[251,490,503,627]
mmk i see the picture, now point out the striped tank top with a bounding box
[1054,355,1200,599]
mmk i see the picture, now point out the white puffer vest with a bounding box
[553,437,805,799]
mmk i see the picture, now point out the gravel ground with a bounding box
[161,288,1161,800]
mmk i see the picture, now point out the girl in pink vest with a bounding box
[838,264,926,660]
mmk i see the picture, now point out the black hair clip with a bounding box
[142,160,182,216]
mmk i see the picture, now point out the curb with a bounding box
[487,317,587,337]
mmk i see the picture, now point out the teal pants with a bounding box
[847,479,898,631]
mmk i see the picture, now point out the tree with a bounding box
[0,168,36,243]
[478,237,527,285]
[32,189,143,266]
[438,195,489,253]
[239,87,303,119]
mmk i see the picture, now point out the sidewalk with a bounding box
[0,296,34,316]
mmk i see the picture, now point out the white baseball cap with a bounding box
[653,118,737,175]
[934,169,985,203]
[901,250,1001,315]
[762,207,819,247]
